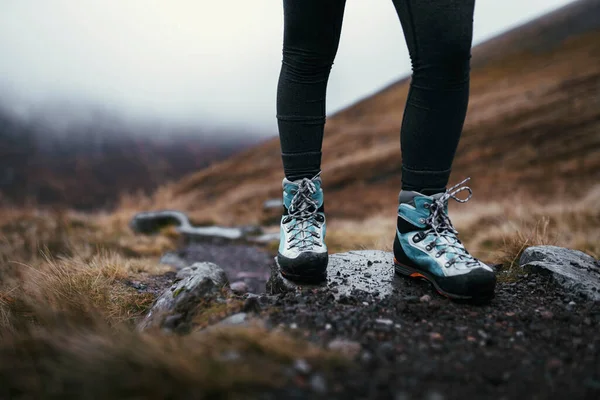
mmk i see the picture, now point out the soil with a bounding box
[143,243,600,399]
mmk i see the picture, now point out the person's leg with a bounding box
[277,0,347,181]
[391,0,496,300]
[276,1,346,283]
[391,0,475,193]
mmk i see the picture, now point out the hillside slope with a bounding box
[0,106,256,210]
[161,0,600,224]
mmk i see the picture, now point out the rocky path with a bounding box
[143,241,600,399]
[130,213,599,399]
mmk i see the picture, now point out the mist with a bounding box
[0,0,575,136]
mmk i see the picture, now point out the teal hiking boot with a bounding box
[277,174,328,283]
[393,178,496,300]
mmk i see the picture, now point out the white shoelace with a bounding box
[419,178,480,269]
[284,176,323,251]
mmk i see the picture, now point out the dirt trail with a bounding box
[154,242,600,399]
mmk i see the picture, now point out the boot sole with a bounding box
[394,258,495,301]
[277,253,328,284]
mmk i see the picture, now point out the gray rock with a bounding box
[217,312,248,326]
[520,245,600,301]
[129,210,261,242]
[266,250,396,299]
[129,210,190,234]
[327,339,362,358]
[230,281,249,294]
[138,262,229,331]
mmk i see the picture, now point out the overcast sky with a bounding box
[0,0,574,135]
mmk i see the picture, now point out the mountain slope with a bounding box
[162,0,600,224]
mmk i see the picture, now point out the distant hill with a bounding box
[0,105,259,210]
[163,0,600,224]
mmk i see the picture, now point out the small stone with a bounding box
[328,339,361,358]
[230,281,248,294]
[540,310,554,319]
[242,296,261,313]
[567,301,576,311]
[294,359,311,375]
[429,332,443,341]
[290,323,298,330]
[325,323,332,330]
[420,294,432,303]
[376,318,394,326]
[309,374,327,394]
[362,302,369,306]
[467,336,477,342]
[218,312,247,326]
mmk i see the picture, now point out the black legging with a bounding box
[277,0,475,192]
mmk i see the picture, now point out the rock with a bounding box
[230,281,249,294]
[420,294,432,303]
[266,250,396,299]
[242,296,262,313]
[263,198,283,210]
[309,374,327,394]
[217,312,248,326]
[129,210,190,234]
[327,339,362,358]
[520,246,600,300]
[375,318,394,326]
[130,210,261,243]
[294,359,311,375]
[138,262,229,331]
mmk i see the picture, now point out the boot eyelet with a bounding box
[419,218,425,224]
[435,252,441,258]
[424,203,430,209]
[412,234,420,243]
[445,262,450,267]
[426,245,432,251]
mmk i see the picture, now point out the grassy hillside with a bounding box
[153,0,600,225]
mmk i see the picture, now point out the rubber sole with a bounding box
[394,258,494,301]
[276,253,328,284]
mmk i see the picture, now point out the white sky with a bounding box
[0,0,574,135]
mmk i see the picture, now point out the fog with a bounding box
[0,0,574,135]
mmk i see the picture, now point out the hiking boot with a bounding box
[277,174,328,283]
[393,178,496,300]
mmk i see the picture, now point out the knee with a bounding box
[410,44,472,90]
[281,46,335,84]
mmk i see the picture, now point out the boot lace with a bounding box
[283,175,323,251]
[416,178,480,269]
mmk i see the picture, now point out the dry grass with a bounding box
[0,208,343,398]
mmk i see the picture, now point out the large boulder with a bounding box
[520,245,600,301]
[267,250,396,299]
[138,262,230,332]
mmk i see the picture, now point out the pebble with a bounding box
[230,281,248,294]
[325,323,332,330]
[429,332,443,341]
[376,318,394,326]
[290,323,298,330]
[294,359,311,375]
[309,374,327,393]
[540,310,554,319]
[328,339,362,358]
[420,294,432,303]
[567,301,576,311]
